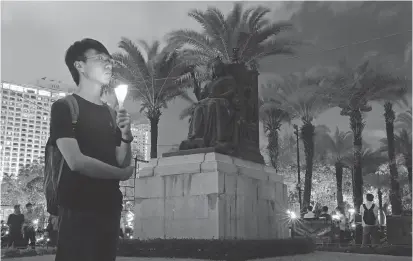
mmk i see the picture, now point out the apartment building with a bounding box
[0,78,75,178]
[130,123,150,161]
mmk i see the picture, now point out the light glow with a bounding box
[114,84,128,108]
[348,208,355,214]
[287,210,297,219]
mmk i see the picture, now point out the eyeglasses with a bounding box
[84,54,114,64]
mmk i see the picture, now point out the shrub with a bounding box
[317,245,412,257]
[2,247,56,259]
[117,238,315,261]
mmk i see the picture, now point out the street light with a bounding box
[293,124,302,211]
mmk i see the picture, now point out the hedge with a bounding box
[316,245,412,257]
[2,238,315,260]
[2,247,56,259]
[117,238,315,260]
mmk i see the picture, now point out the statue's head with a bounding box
[211,56,226,78]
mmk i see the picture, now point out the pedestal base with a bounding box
[133,152,289,240]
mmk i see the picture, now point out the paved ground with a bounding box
[4,252,412,261]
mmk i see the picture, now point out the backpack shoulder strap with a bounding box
[371,204,375,209]
[62,95,79,124]
[363,204,368,211]
[103,102,117,132]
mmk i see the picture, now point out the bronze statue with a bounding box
[173,57,264,164]
[179,57,239,152]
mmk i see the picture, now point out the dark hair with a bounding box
[65,38,110,85]
[26,203,33,207]
[13,205,20,209]
[322,206,328,212]
[307,206,313,211]
[366,193,374,201]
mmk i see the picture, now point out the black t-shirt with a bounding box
[49,94,122,214]
[7,213,24,233]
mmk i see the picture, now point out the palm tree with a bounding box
[396,108,412,194]
[320,127,353,209]
[381,129,412,195]
[313,125,333,164]
[262,72,331,208]
[396,108,412,131]
[259,98,290,171]
[112,38,192,158]
[343,147,388,211]
[327,58,409,214]
[167,2,298,77]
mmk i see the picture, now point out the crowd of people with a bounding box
[300,193,382,247]
[2,203,59,249]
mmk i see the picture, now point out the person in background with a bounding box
[360,193,380,247]
[7,205,24,248]
[46,215,59,247]
[23,203,37,249]
[303,206,315,219]
[334,207,347,245]
[319,206,332,221]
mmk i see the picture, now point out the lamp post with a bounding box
[293,124,302,212]
[133,155,150,179]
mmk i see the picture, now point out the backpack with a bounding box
[43,95,117,215]
[362,204,376,225]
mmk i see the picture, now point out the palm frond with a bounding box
[396,108,412,131]
[118,37,150,78]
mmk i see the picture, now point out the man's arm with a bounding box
[57,138,129,180]
[116,141,132,167]
[115,109,133,167]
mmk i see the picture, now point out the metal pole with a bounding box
[134,155,138,179]
[293,124,302,212]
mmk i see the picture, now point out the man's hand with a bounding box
[119,166,134,181]
[117,108,132,139]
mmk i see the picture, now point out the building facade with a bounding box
[0,79,75,178]
[130,123,150,161]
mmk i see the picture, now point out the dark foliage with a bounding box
[117,238,315,261]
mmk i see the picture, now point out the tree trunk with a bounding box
[335,162,344,209]
[149,116,160,159]
[350,109,364,213]
[384,102,402,215]
[405,154,412,195]
[267,130,279,171]
[378,189,384,226]
[301,121,315,209]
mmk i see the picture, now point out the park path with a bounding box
[4,252,412,261]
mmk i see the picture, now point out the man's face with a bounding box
[27,206,32,212]
[14,207,20,214]
[78,49,113,85]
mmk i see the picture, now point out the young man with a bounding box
[303,206,315,219]
[23,203,36,249]
[319,206,331,221]
[50,38,134,261]
[7,205,24,248]
[360,193,380,247]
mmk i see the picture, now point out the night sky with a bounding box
[2,1,411,155]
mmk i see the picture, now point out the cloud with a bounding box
[368,130,386,138]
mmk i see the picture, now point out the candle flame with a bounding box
[115,84,128,108]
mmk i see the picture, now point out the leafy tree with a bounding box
[259,98,290,171]
[262,71,331,209]
[112,38,193,158]
[326,57,409,214]
[342,147,388,212]
[1,161,45,211]
[167,2,299,87]
[316,127,353,209]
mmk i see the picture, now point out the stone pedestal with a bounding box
[133,152,289,239]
